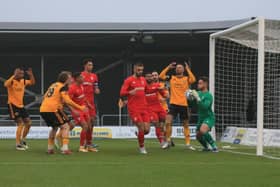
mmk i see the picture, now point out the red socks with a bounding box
[80,130,87,146]
[138,130,145,148]
[86,127,93,145]
[155,127,164,143]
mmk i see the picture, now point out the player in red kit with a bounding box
[81,58,100,151]
[120,63,150,154]
[144,72,169,149]
[68,72,98,153]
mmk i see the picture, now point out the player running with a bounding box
[159,61,196,149]
[145,72,169,149]
[81,58,100,149]
[188,77,218,152]
[40,71,86,155]
[4,67,35,151]
[68,72,98,152]
[120,63,150,154]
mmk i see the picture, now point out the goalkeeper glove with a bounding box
[191,90,201,102]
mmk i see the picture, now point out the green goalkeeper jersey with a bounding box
[197,91,215,121]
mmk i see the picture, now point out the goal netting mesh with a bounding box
[212,19,280,158]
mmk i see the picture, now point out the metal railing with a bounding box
[0,114,101,127]
[100,114,130,126]
[0,115,44,126]
[99,113,200,126]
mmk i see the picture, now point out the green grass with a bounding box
[0,139,279,187]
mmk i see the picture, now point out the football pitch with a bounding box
[0,139,279,187]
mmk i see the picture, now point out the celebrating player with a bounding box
[68,72,98,152]
[81,58,100,149]
[145,72,169,149]
[159,61,196,149]
[4,67,35,151]
[40,71,86,155]
[189,77,218,152]
[120,63,150,154]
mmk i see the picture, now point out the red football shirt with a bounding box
[68,83,86,106]
[120,76,147,111]
[145,82,165,107]
[81,71,98,98]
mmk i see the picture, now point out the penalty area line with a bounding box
[126,139,280,160]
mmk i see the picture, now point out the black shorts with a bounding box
[8,104,29,120]
[168,104,189,121]
[40,109,70,127]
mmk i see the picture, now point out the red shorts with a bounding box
[128,110,150,124]
[88,107,96,118]
[148,107,167,123]
[85,95,96,118]
[71,110,90,125]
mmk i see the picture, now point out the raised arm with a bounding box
[25,68,36,86]
[159,62,176,80]
[185,62,196,84]
[4,75,15,87]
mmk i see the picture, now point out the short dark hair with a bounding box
[83,58,93,66]
[16,67,25,71]
[152,70,158,74]
[72,72,81,80]
[134,63,144,68]
[57,71,71,83]
[144,72,152,75]
[199,76,209,84]
[176,63,184,67]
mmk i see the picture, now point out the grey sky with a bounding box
[0,0,279,22]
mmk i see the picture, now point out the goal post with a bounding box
[257,18,265,156]
[209,18,280,158]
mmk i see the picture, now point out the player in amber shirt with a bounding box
[40,71,86,155]
[159,61,196,149]
[4,68,35,151]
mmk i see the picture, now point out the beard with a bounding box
[135,73,142,77]
[146,80,153,84]
[175,71,183,75]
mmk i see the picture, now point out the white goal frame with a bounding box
[209,17,265,156]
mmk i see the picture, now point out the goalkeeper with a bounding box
[189,77,218,152]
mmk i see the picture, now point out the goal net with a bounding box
[210,18,280,158]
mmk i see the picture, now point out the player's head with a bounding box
[133,63,144,77]
[57,71,72,85]
[83,58,94,72]
[198,76,209,91]
[151,71,159,82]
[14,67,25,80]
[144,72,153,84]
[175,63,185,75]
[72,72,83,84]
